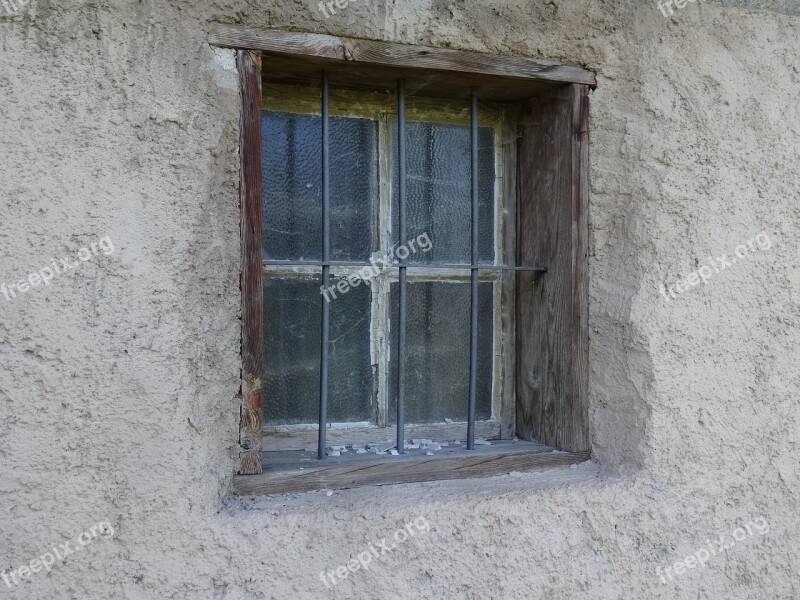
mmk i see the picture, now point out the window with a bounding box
[261,89,507,438]
[214,27,594,495]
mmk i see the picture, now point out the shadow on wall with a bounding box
[588,214,654,474]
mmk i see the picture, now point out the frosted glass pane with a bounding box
[391,122,495,264]
[389,281,493,423]
[263,277,373,425]
[262,112,377,261]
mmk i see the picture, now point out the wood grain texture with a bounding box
[499,117,519,440]
[233,443,590,495]
[260,56,560,104]
[238,50,265,475]
[515,83,590,453]
[209,24,597,87]
[263,421,499,452]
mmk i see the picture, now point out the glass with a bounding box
[389,281,493,423]
[263,277,373,425]
[391,122,495,264]
[262,112,377,261]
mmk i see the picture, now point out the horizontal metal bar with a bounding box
[263,260,547,272]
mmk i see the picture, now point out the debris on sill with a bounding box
[412,439,442,451]
[305,437,500,459]
[368,442,395,454]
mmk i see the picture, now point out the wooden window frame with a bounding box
[213,26,594,495]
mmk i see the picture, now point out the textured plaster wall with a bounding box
[0,0,798,598]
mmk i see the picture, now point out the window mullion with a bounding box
[372,112,393,430]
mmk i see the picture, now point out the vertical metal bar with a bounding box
[467,88,479,450]
[318,71,331,460]
[396,79,407,454]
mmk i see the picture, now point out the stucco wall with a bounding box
[1,0,798,598]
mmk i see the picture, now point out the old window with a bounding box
[261,88,508,441]
[213,27,595,495]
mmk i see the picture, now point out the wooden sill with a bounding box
[232,440,590,496]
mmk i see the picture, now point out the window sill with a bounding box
[233,440,590,496]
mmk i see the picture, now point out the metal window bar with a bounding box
[318,71,331,460]
[308,78,547,460]
[467,88,479,450]
[396,79,407,454]
[263,260,546,272]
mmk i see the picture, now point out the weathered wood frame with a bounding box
[211,24,596,89]
[237,49,265,475]
[235,441,588,495]
[516,84,591,452]
[222,27,594,489]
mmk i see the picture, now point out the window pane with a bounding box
[388,281,493,423]
[263,277,373,425]
[391,122,495,264]
[262,112,377,261]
